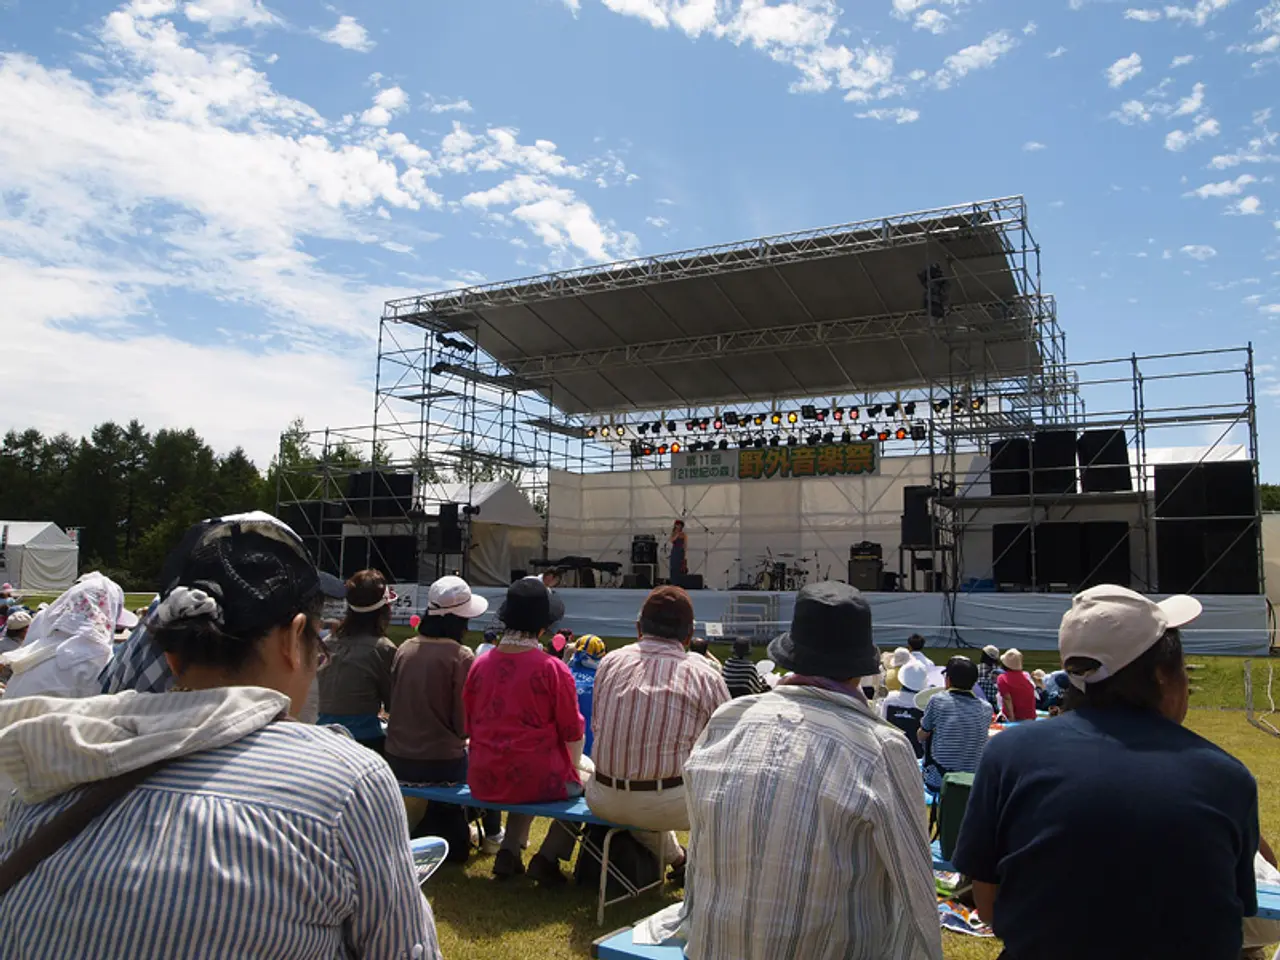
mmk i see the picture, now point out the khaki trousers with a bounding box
[584,775,685,864]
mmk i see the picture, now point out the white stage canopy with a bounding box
[0,522,79,592]
[440,481,543,587]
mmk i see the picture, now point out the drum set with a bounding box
[744,551,817,592]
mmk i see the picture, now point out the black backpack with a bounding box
[573,824,661,898]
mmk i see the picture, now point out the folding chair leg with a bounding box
[597,828,620,927]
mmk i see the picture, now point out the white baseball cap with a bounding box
[1058,584,1201,689]
[425,575,489,619]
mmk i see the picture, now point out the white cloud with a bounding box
[1023,140,1046,151]
[1125,8,1163,20]
[1105,52,1143,87]
[320,14,374,52]
[857,107,921,123]
[1170,53,1196,67]
[1228,195,1264,215]
[425,96,473,115]
[1049,199,1066,208]
[1023,20,1038,34]
[1261,303,1280,315]
[934,30,1017,89]
[1180,243,1218,260]
[1047,45,1067,58]
[1208,129,1280,169]
[1111,99,1153,124]
[1165,115,1219,150]
[1185,173,1257,197]
[360,85,409,127]
[380,241,413,253]
[182,0,278,32]
[1243,0,1280,55]
[601,0,669,29]
[1172,81,1205,116]
[914,9,950,33]
[1163,0,1232,27]
[645,216,669,228]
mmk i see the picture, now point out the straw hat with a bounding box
[1000,648,1024,671]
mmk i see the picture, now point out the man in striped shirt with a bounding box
[682,582,943,960]
[918,655,990,792]
[721,638,766,698]
[586,586,729,872]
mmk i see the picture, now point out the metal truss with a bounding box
[384,196,1032,325]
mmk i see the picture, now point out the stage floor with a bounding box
[465,587,1270,656]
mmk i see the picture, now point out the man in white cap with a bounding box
[952,585,1260,960]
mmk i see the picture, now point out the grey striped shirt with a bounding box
[682,686,943,960]
[0,721,440,959]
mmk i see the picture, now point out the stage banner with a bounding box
[673,442,879,485]
[390,583,421,625]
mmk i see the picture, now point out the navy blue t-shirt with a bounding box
[952,707,1258,960]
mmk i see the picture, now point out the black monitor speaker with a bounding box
[992,524,1031,586]
[1032,430,1078,495]
[1077,429,1131,493]
[1034,522,1082,586]
[847,558,883,592]
[990,437,1031,496]
[439,502,460,528]
[1081,521,1130,588]
[631,535,658,566]
[426,525,463,554]
[901,486,934,549]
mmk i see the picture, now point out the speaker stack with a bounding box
[991,521,1132,590]
[629,534,658,589]
[900,486,935,549]
[426,502,463,554]
[1155,461,1259,594]
[848,541,883,592]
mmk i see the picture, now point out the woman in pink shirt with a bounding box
[996,648,1038,721]
[464,577,589,884]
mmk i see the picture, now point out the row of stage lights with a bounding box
[629,423,929,458]
[587,397,986,440]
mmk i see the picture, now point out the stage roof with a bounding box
[385,196,1049,416]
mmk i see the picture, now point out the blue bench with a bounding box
[400,783,669,925]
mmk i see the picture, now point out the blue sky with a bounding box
[1,0,1278,472]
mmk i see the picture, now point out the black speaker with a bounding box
[1081,521,1130,588]
[426,525,463,553]
[848,558,883,592]
[1034,522,1082,586]
[1077,429,1131,493]
[992,524,1031,586]
[1203,462,1256,518]
[369,535,418,582]
[631,535,658,566]
[901,486,934,549]
[1202,520,1260,594]
[1032,430,1078,495]
[990,437,1031,496]
[672,573,704,590]
[347,471,413,518]
[300,536,342,576]
[439,502,460,528]
[281,500,324,537]
[1154,464,1206,518]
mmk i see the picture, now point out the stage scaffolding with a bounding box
[271,196,1261,600]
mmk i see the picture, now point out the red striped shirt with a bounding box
[591,637,730,781]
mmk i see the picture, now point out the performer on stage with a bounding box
[669,520,688,581]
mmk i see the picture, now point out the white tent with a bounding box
[0,522,79,592]
[439,482,544,586]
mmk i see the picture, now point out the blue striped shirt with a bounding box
[0,722,440,959]
[920,690,990,791]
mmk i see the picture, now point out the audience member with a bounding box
[317,569,398,753]
[1,573,138,699]
[385,575,502,855]
[569,635,607,756]
[976,644,1002,707]
[906,632,931,668]
[721,638,766,698]
[682,581,943,960]
[688,636,721,671]
[953,585,1258,960]
[464,577,588,884]
[1030,668,1048,710]
[0,609,32,653]
[996,648,1037,721]
[587,586,729,881]
[918,656,989,793]
[881,659,929,758]
[1040,668,1071,712]
[0,517,440,958]
[884,646,912,691]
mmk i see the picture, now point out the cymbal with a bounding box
[777,552,796,558]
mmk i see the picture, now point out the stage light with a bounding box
[769,436,780,447]
[801,404,818,421]
[687,420,697,431]
[638,424,649,435]
[771,412,782,425]
[643,444,654,456]
[877,429,891,442]
[895,427,908,441]
[671,441,682,454]
[658,444,668,455]
[713,418,724,431]
[787,412,799,425]
[833,408,844,422]
[718,440,729,450]
[868,404,883,417]
[787,435,799,446]
[932,399,948,414]
[886,403,899,418]
[860,427,873,440]
[615,425,627,437]
[816,410,827,423]
[841,429,852,443]
[430,361,450,376]
[738,438,750,449]
[904,402,917,417]
[600,426,611,438]
[700,418,711,431]
[725,412,740,426]
[808,432,822,445]
[849,407,860,421]
[652,420,663,434]
[911,423,928,441]
[754,437,765,449]
[753,414,765,427]
[953,399,964,414]
[586,427,597,438]
[667,420,678,433]
[971,396,986,411]
[823,431,835,444]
